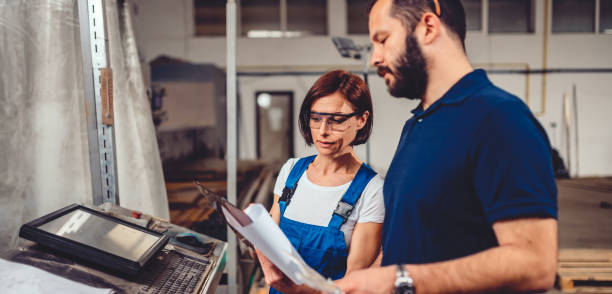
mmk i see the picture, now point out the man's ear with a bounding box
[421,12,441,45]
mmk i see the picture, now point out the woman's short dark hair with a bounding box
[298,70,373,146]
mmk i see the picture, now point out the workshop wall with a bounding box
[132,0,612,177]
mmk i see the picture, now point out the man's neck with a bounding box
[421,52,473,111]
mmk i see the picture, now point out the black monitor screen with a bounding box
[38,208,160,262]
[20,204,169,275]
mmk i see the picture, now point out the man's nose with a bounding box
[370,48,383,67]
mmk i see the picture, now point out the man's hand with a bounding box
[335,265,396,294]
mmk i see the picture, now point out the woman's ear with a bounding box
[357,111,369,130]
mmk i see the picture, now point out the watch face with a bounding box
[396,284,414,294]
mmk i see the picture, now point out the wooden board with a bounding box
[558,249,612,293]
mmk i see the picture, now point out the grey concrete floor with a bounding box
[557,178,612,249]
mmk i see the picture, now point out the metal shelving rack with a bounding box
[77,0,119,206]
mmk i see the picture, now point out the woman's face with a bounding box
[309,92,368,157]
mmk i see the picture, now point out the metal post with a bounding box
[361,49,371,166]
[226,1,238,294]
[77,0,119,205]
[563,93,571,176]
[572,84,579,176]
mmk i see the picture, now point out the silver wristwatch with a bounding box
[393,264,415,294]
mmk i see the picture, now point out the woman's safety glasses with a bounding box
[308,111,361,132]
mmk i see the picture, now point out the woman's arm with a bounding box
[269,194,281,225]
[346,222,383,274]
[371,249,383,267]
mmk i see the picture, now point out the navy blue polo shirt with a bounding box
[381,69,557,266]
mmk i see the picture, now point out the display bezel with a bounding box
[19,203,169,276]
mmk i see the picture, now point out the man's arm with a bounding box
[336,217,558,294]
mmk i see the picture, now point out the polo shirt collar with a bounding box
[411,69,491,116]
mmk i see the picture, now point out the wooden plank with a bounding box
[559,249,612,262]
[559,275,612,292]
[558,272,612,280]
[559,275,575,292]
[559,268,612,274]
[559,262,612,268]
[559,286,612,293]
[167,191,200,205]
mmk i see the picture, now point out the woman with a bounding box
[256,70,384,294]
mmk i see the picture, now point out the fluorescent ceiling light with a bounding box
[247,30,303,38]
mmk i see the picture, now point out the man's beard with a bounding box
[378,35,428,100]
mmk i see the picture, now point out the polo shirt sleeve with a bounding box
[471,99,558,224]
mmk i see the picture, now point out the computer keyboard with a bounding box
[137,250,211,294]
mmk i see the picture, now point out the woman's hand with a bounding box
[255,248,319,294]
[255,248,296,293]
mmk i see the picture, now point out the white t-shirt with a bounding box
[273,158,385,248]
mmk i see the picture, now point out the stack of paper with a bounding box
[0,258,113,294]
[222,204,342,294]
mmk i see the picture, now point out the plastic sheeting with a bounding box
[0,0,168,252]
[108,0,168,219]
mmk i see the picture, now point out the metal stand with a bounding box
[78,0,119,205]
[226,1,239,294]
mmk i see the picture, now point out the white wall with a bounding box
[132,0,612,177]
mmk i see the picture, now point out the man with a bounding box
[336,0,558,293]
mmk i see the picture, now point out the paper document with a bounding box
[0,258,113,294]
[222,204,342,294]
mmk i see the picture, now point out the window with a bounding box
[463,0,482,31]
[488,0,535,33]
[288,0,327,35]
[194,0,226,36]
[601,0,612,33]
[240,0,326,37]
[348,0,482,34]
[241,0,281,36]
[552,0,595,33]
[347,0,371,35]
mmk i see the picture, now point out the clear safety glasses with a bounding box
[308,111,361,132]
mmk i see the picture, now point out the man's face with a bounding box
[369,0,428,99]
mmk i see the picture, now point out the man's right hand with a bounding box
[335,265,396,294]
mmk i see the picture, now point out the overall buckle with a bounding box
[333,201,354,224]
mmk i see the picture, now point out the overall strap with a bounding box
[328,163,377,230]
[278,155,316,215]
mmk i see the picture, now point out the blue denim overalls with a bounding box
[269,155,376,294]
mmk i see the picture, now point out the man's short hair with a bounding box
[370,0,467,49]
[298,70,373,146]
